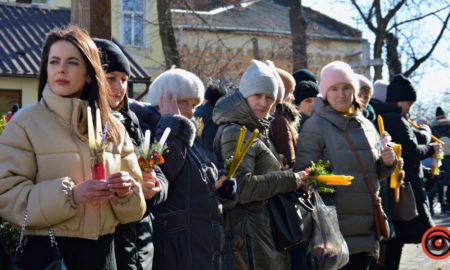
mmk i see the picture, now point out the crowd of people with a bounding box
[0,25,448,270]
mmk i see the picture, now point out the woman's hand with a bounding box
[431,142,443,154]
[159,93,180,116]
[295,170,309,192]
[106,171,135,198]
[142,170,161,199]
[72,180,112,204]
[381,145,396,167]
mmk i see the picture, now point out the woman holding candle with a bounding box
[380,74,441,270]
[213,59,308,270]
[294,61,397,269]
[0,26,146,269]
[94,38,168,270]
[141,67,234,270]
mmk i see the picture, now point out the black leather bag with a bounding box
[9,210,67,270]
[267,191,314,250]
[391,181,418,221]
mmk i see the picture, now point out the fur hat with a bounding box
[356,74,373,93]
[239,59,278,99]
[204,79,233,105]
[93,38,131,76]
[319,61,359,98]
[146,67,205,107]
[293,81,319,105]
[276,67,296,98]
[372,80,389,102]
[386,74,417,103]
[292,69,317,84]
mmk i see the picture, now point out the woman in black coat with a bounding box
[380,74,441,270]
[94,38,169,270]
[143,67,235,270]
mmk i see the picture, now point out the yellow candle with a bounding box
[228,126,247,177]
[86,106,96,156]
[228,128,260,177]
[377,115,385,135]
[408,119,445,145]
[390,144,402,189]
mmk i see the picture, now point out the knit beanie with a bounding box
[356,74,373,93]
[276,67,296,98]
[239,59,278,99]
[386,74,417,103]
[319,61,359,98]
[293,81,319,105]
[265,60,284,102]
[292,69,317,84]
[436,107,446,118]
[146,67,204,107]
[93,38,131,76]
[372,80,389,102]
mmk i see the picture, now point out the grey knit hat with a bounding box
[239,59,278,99]
[372,80,389,102]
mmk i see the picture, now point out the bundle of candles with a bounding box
[226,126,259,178]
[87,106,108,180]
[378,115,405,201]
[407,118,444,178]
[306,160,354,188]
[138,128,171,172]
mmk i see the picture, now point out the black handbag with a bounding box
[267,191,314,251]
[9,210,67,270]
[390,181,418,221]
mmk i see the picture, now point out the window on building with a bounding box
[122,0,144,47]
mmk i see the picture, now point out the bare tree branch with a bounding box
[404,9,450,76]
[350,0,376,32]
[387,4,450,31]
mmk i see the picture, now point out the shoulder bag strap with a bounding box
[334,128,377,200]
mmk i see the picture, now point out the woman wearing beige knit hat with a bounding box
[295,61,397,269]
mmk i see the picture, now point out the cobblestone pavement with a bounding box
[399,212,450,270]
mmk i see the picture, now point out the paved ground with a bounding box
[399,211,450,270]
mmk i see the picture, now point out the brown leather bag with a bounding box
[336,129,390,241]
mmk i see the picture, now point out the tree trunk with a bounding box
[372,32,385,80]
[386,32,402,79]
[157,0,181,69]
[289,0,307,70]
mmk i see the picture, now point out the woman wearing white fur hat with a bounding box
[213,59,309,270]
[144,67,235,270]
[295,61,397,269]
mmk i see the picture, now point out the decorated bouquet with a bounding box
[87,106,109,180]
[138,128,170,172]
[306,160,354,193]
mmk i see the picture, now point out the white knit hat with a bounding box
[355,74,373,93]
[319,61,359,99]
[146,67,205,107]
[239,59,278,99]
[372,80,389,102]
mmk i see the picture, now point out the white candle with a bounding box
[158,128,171,148]
[143,129,151,156]
[95,108,102,147]
[87,106,96,153]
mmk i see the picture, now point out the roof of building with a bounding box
[172,0,362,41]
[0,3,150,82]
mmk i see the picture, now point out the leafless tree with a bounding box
[351,0,450,80]
[157,0,181,69]
[289,0,307,69]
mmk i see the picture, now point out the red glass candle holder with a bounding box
[91,161,106,180]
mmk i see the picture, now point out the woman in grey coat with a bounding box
[294,61,397,270]
[213,59,308,270]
